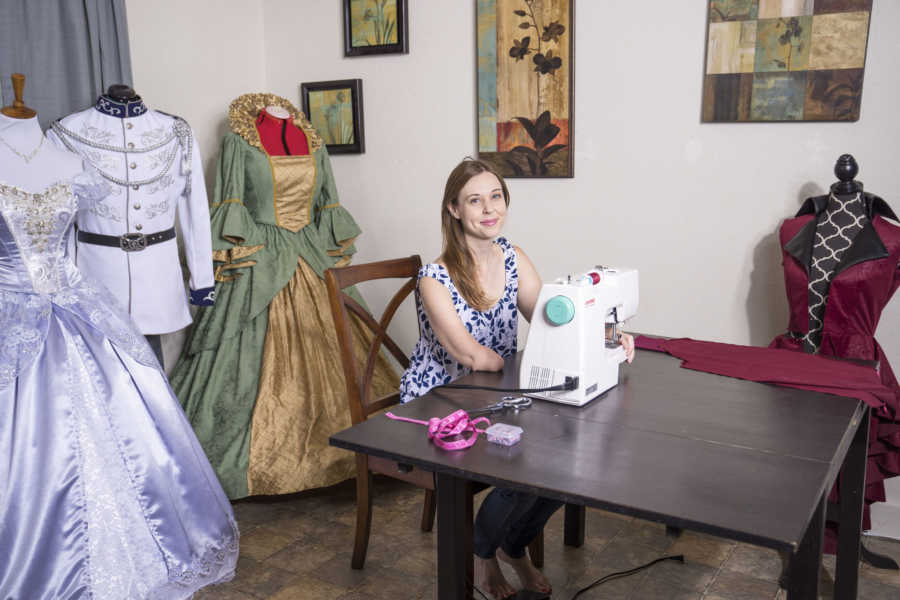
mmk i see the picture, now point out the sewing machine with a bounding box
[520,267,639,406]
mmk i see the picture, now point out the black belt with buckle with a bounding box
[77,227,176,252]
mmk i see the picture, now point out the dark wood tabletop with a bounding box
[330,348,868,598]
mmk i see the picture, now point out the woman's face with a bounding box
[448,171,507,242]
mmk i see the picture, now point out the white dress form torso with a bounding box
[0,113,82,190]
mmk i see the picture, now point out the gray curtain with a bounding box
[0,0,132,129]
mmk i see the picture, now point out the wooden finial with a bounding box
[1,73,38,119]
[832,154,861,195]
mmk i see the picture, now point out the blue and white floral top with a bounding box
[399,237,519,403]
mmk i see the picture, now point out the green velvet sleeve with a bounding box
[311,145,361,265]
[209,133,259,252]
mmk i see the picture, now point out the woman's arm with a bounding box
[514,245,542,323]
[419,276,505,371]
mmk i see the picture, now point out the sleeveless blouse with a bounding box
[399,237,519,403]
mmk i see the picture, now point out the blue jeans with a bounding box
[473,488,563,559]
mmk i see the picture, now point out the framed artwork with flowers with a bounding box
[343,0,409,57]
[477,0,575,178]
[300,79,365,154]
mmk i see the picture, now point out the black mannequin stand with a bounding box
[831,153,862,196]
[105,83,138,101]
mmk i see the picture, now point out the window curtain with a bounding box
[0,0,132,129]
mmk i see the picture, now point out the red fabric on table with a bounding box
[635,336,892,412]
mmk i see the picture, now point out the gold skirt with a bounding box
[246,258,399,495]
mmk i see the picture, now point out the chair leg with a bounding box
[421,489,436,532]
[528,531,545,568]
[352,455,374,570]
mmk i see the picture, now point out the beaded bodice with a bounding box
[0,175,157,389]
[0,181,80,295]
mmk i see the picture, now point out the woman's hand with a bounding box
[474,347,506,372]
[619,332,635,364]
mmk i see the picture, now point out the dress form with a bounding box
[0,113,82,191]
[771,153,900,569]
[0,73,36,119]
[265,105,291,119]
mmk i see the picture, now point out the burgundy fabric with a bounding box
[634,336,892,412]
[771,211,900,551]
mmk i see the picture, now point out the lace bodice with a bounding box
[0,173,157,389]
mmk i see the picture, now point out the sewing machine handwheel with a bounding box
[545,295,575,325]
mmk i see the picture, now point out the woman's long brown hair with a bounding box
[440,158,510,311]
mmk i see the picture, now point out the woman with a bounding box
[399,158,635,598]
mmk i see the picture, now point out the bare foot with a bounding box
[475,555,516,599]
[496,548,552,594]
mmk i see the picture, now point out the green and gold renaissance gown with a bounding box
[170,94,397,499]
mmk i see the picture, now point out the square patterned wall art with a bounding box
[477,0,574,178]
[702,0,872,122]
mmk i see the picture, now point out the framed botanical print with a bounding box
[300,79,365,154]
[344,0,409,57]
[476,0,575,178]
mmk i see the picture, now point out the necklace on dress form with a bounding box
[0,132,44,163]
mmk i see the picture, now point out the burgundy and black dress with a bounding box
[770,191,900,541]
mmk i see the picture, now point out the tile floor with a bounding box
[196,477,900,599]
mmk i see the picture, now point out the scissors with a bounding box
[467,396,532,418]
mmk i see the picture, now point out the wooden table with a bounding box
[330,349,868,599]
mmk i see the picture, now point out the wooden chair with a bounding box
[325,256,545,576]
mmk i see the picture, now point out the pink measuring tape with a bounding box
[385,409,491,451]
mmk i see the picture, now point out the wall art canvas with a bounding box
[300,79,365,154]
[477,0,574,178]
[703,0,872,122]
[344,0,409,57]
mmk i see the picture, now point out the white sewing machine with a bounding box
[520,267,639,406]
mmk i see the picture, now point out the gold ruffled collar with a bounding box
[228,93,323,152]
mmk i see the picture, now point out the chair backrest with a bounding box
[325,255,422,425]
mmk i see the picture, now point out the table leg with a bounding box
[564,503,585,547]
[437,472,472,600]
[787,495,825,600]
[834,407,869,599]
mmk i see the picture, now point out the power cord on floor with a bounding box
[570,554,685,599]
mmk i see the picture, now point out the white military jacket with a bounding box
[47,96,215,334]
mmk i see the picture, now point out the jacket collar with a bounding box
[94,95,148,118]
[785,192,895,275]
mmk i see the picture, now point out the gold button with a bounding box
[126,123,134,129]
[132,184,139,190]
[130,162,136,169]
[127,142,135,149]
[135,224,143,231]
[133,203,141,210]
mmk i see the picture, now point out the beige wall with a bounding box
[125,0,266,193]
